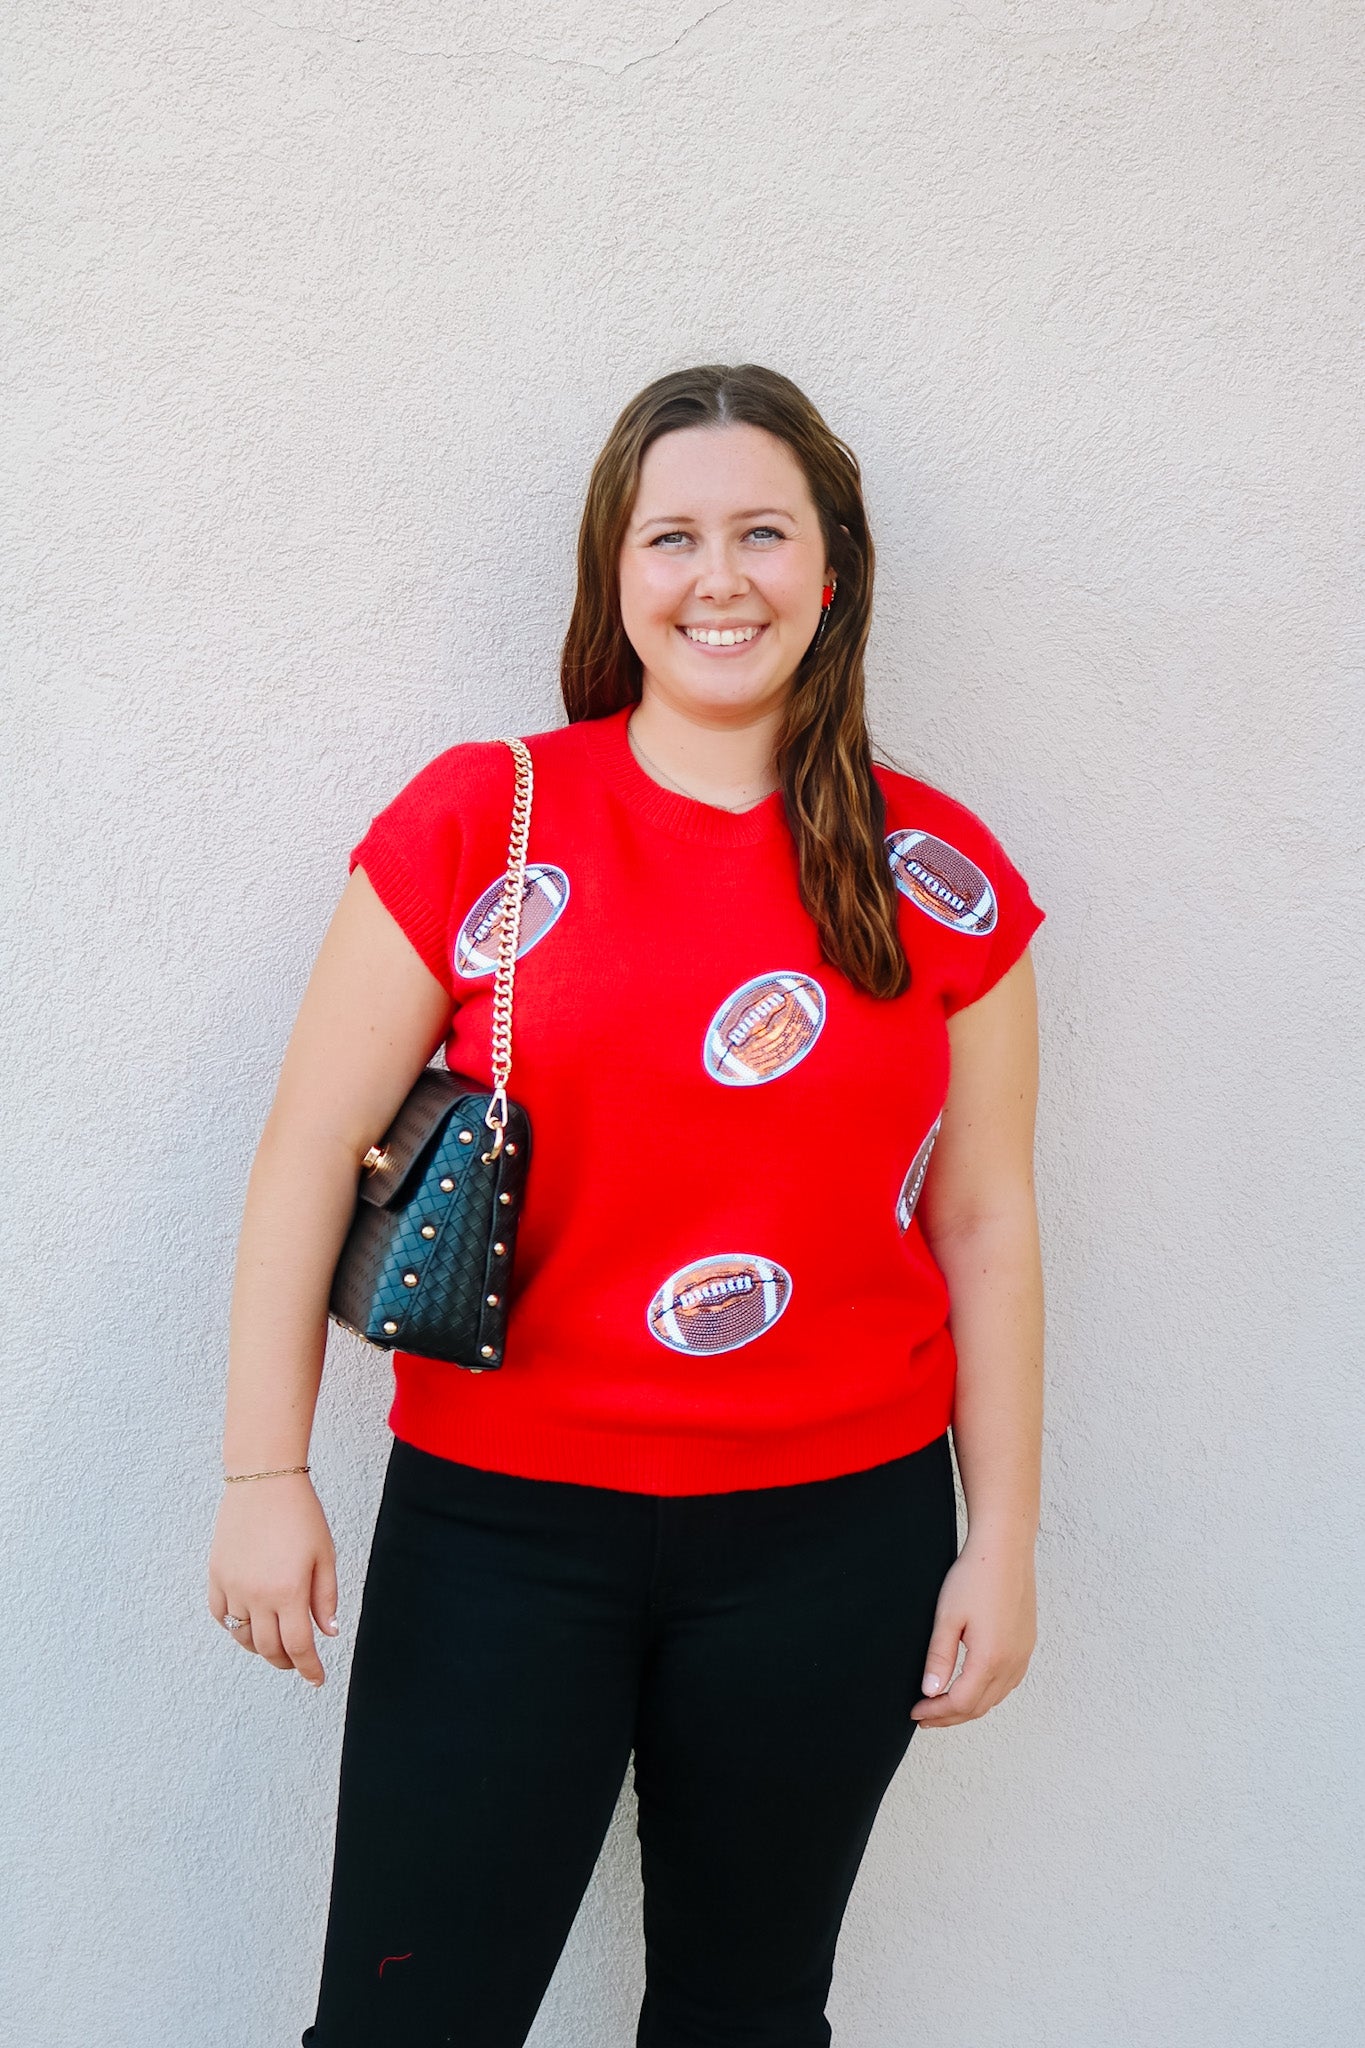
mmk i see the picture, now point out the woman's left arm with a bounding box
[911,947,1044,1727]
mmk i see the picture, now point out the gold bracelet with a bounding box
[223,1464,311,1483]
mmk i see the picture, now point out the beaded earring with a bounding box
[810,578,837,653]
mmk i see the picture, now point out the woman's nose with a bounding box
[692,548,749,598]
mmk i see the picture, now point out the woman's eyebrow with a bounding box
[632,507,797,532]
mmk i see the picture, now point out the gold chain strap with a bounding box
[480,736,533,1162]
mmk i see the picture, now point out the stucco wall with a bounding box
[4,3,1361,2043]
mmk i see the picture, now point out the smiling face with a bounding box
[617,422,833,724]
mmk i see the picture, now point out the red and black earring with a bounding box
[810,578,837,654]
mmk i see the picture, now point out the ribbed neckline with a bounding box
[576,704,790,848]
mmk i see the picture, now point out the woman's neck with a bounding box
[626,692,783,813]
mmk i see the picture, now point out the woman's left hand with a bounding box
[910,1533,1037,1728]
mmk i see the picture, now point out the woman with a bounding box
[208,362,1046,2048]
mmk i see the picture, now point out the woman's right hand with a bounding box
[207,1474,340,1687]
[212,868,450,1688]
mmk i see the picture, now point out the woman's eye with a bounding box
[649,526,785,548]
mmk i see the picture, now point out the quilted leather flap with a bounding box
[358,1068,489,1210]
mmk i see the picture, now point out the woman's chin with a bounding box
[647,657,792,718]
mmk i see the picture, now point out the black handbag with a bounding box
[327,737,533,1373]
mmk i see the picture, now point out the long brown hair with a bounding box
[560,363,909,1000]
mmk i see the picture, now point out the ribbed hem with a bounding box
[972,895,1047,1010]
[576,706,789,848]
[387,1346,956,1497]
[349,835,456,997]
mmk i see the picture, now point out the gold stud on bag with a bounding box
[327,739,534,1373]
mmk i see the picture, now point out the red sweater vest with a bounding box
[349,704,1044,1494]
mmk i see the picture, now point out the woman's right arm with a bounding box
[206,865,454,1687]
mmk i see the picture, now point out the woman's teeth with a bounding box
[682,625,764,647]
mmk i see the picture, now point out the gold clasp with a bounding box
[480,1086,509,1163]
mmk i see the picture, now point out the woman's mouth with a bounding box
[677,623,768,653]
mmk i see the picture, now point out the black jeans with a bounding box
[302,1429,959,2048]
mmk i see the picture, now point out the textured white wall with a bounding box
[4,2,1361,2043]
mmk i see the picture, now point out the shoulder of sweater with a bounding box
[392,718,578,807]
[872,756,1010,856]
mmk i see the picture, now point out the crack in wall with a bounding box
[237,0,744,78]
[235,0,1163,78]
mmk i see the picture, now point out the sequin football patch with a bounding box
[895,1113,943,1233]
[646,1255,793,1355]
[886,831,996,936]
[453,864,571,979]
[702,972,826,1085]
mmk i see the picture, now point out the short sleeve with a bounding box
[348,749,473,998]
[941,824,1046,1017]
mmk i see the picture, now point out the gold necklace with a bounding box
[626,714,776,814]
